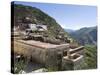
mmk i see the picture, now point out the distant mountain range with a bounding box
[64,29,75,33]
[64,26,97,45]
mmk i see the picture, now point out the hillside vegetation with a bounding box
[81,45,97,69]
[12,4,69,41]
[69,26,97,45]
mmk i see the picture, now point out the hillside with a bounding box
[11,3,72,44]
[81,45,97,69]
[67,26,97,45]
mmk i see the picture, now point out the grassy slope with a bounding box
[81,45,97,69]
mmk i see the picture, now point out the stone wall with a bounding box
[12,39,84,71]
[62,55,84,70]
[61,46,84,70]
[13,40,69,70]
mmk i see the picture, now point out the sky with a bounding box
[14,1,97,30]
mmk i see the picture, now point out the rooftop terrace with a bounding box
[16,40,69,49]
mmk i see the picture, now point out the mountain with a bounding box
[64,29,75,33]
[67,26,97,45]
[12,3,71,44]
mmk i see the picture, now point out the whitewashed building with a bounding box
[28,24,37,30]
[28,24,47,31]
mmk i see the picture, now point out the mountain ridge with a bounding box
[65,26,97,45]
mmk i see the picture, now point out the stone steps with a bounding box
[62,46,84,70]
[69,46,84,54]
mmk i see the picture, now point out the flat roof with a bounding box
[16,40,69,49]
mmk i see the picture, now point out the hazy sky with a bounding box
[14,1,97,30]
